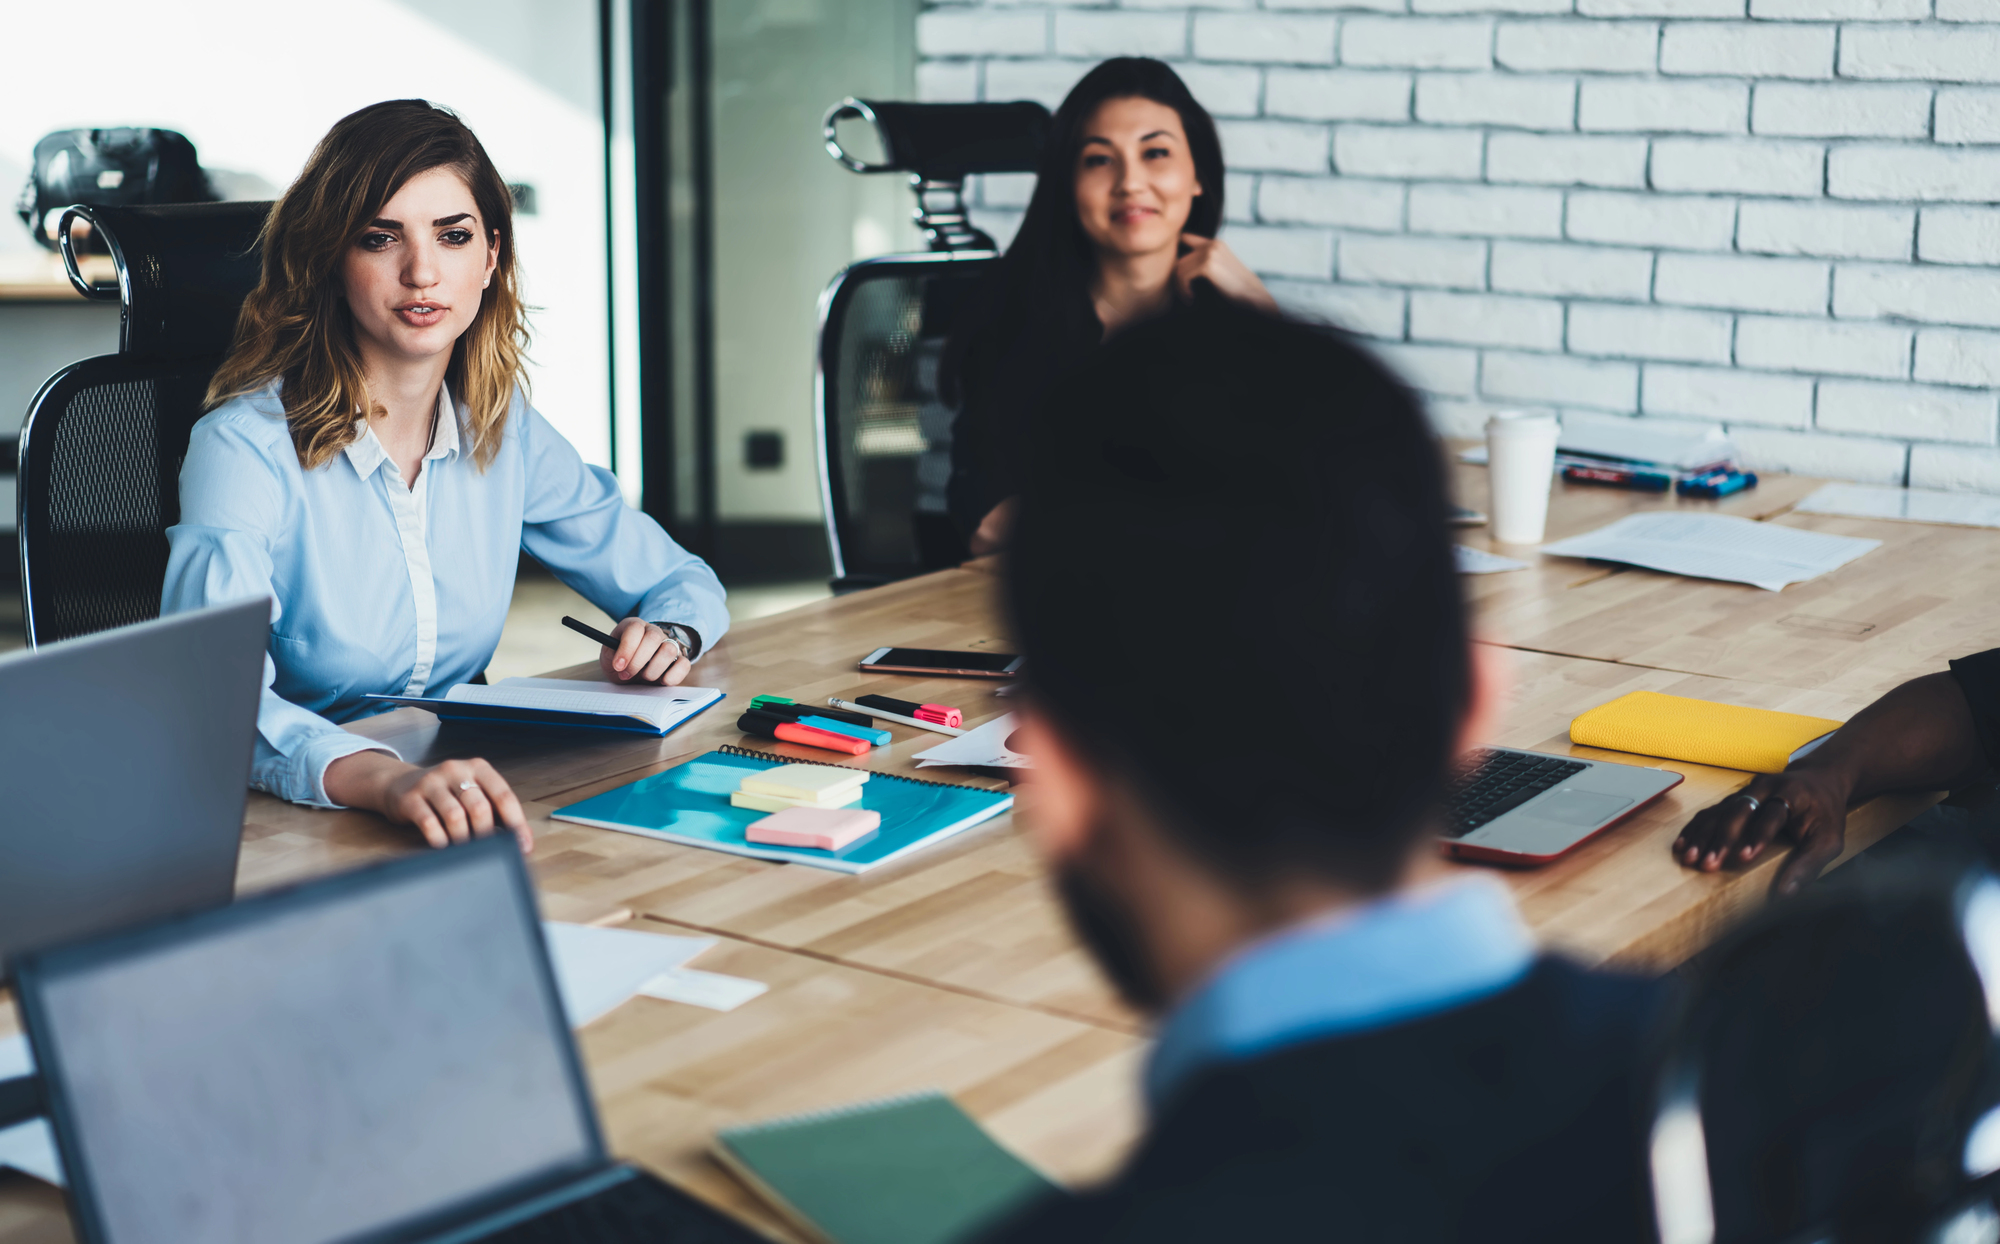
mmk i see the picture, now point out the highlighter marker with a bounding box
[798,715,892,747]
[776,722,870,755]
[854,694,964,729]
[826,698,966,738]
[738,710,870,755]
[750,700,877,729]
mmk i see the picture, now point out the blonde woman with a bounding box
[165,100,726,852]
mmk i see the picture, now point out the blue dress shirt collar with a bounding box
[1145,874,1536,1112]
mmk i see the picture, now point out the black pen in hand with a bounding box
[561,615,620,649]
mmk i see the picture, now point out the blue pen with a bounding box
[798,714,892,748]
[1676,469,1758,499]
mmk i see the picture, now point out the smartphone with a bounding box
[858,647,1023,679]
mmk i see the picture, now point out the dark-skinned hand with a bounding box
[1673,765,1857,898]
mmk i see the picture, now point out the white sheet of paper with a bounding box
[543,921,715,1028]
[0,1033,29,1080]
[1795,483,2000,530]
[912,712,1031,770]
[1455,545,1531,574]
[1540,512,1880,591]
[639,968,769,1012]
[0,1034,60,1186]
[0,1119,60,1186]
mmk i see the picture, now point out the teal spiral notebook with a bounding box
[551,747,1014,874]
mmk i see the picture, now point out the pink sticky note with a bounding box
[745,805,882,851]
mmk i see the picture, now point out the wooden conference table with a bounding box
[0,458,1984,1241]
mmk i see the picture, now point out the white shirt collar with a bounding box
[343,384,461,480]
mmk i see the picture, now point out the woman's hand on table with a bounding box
[1672,765,1856,898]
[1671,671,1993,897]
[325,752,533,854]
[599,617,691,685]
[1174,235,1276,311]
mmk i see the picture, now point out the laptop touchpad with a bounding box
[1533,790,1632,826]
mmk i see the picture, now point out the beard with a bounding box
[1055,861,1170,1013]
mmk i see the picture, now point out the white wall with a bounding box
[921,2,2000,492]
[0,0,612,466]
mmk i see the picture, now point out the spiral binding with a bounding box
[719,1088,951,1139]
[716,744,1004,793]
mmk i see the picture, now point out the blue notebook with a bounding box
[552,747,1014,873]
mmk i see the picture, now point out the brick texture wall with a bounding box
[917,2,2000,490]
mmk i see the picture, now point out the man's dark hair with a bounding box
[1007,300,1470,894]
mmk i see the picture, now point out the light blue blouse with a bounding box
[162,380,729,808]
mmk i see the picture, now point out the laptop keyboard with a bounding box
[480,1172,759,1244]
[1446,748,1589,839]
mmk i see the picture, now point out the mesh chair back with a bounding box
[816,252,997,588]
[18,201,269,645]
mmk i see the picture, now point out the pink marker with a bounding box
[745,805,882,851]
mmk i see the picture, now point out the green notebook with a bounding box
[713,1090,1054,1244]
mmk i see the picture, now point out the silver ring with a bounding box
[459,780,479,792]
[1770,797,1792,818]
[1734,794,1761,814]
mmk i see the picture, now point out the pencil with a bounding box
[827,697,966,737]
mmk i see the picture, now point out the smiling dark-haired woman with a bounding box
[943,57,1275,555]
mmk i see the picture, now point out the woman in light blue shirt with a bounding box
[165,99,726,851]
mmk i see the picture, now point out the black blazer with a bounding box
[973,957,1663,1244]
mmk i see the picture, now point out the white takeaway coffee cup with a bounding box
[1485,411,1560,545]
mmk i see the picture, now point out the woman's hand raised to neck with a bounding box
[340,166,499,487]
[1072,96,1204,340]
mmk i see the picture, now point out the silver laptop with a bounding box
[0,597,267,970]
[12,836,753,1244]
[1444,746,1683,865]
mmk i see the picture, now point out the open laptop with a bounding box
[1444,746,1684,865]
[0,597,267,971]
[12,835,757,1244]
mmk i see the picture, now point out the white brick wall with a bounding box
[925,0,2000,490]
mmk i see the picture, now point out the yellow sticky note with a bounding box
[1569,690,1842,774]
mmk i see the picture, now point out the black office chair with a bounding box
[814,99,1047,591]
[1647,869,2000,1244]
[17,200,269,646]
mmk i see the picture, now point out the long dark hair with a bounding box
[946,59,1226,396]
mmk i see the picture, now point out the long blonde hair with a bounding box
[207,99,528,470]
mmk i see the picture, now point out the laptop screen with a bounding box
[26,841,600,1244]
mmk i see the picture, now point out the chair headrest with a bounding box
[824,100,1049,181]
[1649,868,2000,1243]
[60,201,271,359]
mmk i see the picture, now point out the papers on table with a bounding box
[0,1034,60,1187]
[913,713,1032,770]
[543,920,715,1028]
[1541,512,1881,591]
[0,1118,59,1187]
[640,967,769,1012]
[1456,545,1530,574]
[1795,483,2000,530]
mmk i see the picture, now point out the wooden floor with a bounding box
[1,456,1988,1241]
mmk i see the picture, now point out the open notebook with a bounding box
[365,677,723,736]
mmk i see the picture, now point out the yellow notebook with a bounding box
[1569,690,1842,774]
